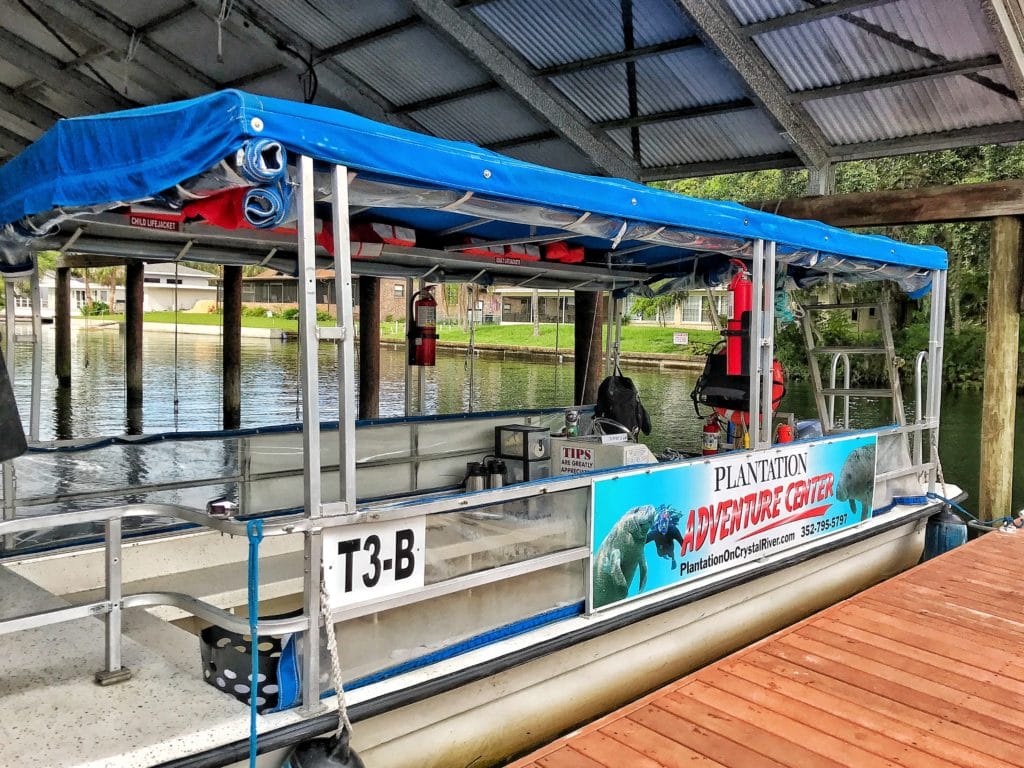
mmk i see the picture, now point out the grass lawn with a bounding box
[381,322,720,355]
[87,314,719,354]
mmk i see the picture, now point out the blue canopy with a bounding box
[0,89,945,278]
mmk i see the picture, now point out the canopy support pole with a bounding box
[222,265,242,430]
[926,267,947,491]
[404,278,414,417]
[331,164,356,513]
[980,217,1019,520]
[296,154,324,715]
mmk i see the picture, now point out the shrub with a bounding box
[316,310,334,322]
[242,305,271,318]
[281,307,300,320]
[80,301,109,316]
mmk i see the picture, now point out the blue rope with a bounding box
[246,519,264,768]
[925,492,1012,527]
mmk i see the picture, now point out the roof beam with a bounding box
[0,27,128,112]
[673,0,830,166]
[535,36,702,77]
[832,121,1024,162]
[982,0,1024,107]
[790,54,1004,102]
[408,0,640,180]
[394,83,499,114]
[640,152,804,181]
[487,99,757,151]
[740,0,896,37]
[756,179,1024,227]
[0,85,61,131]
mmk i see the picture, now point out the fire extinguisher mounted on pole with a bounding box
[408,285,438,367]
[725,258,752,377]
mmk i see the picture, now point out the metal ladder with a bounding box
[799,301,904,432]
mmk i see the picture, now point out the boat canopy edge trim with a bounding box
[0,90,945,274]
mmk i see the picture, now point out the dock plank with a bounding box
[506,532,1024,768]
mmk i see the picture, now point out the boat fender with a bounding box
[923,504,967,561]
[285,730,366,768]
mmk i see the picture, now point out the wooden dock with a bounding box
[508,530,1024,768]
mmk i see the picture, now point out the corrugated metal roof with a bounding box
[636,49,749,113]
[755,17,934,92]
[474,0,696,69]
[0,0,1022,178]
[856,0,998,61]
[249,0,412,48]
[807,71,1024,145]
[723,0,808,26]
[410,89,549,145]
[498,137,599,174]
[330,25,492,106]
[635,109,792,166]
[148,8,282,84]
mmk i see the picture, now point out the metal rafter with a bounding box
[740,0,896,37]
[0,84,60,131]
[982,0,1024,107]
[790,54,1005,102]
[409,0,639,180]
[535,36,702,77]
[488,98,758,150]
[832,120,1024,161]
[640,152,803,181]
[673,0,830,167]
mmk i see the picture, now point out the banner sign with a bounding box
[590,435,877,610]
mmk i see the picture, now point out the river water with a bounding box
[7,325,1022,513]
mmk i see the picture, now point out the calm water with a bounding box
[6,325,1021,513]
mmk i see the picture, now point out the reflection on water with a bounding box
[6,325,1020,513]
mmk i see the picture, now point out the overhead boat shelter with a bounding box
[0,0,1023,184]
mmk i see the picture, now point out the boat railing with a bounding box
[914,350,928,468]
[0,407,577,552]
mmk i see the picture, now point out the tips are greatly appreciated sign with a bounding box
[590,435,877,610]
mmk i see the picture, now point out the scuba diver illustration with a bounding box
[645,505,685,570]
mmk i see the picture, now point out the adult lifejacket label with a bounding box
[590,434,878,610]
[323,516,425,609]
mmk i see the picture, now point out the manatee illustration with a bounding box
[593,504,658,608]
[835,445,876,518]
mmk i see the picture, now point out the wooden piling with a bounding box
[125,262,144,415]
[980,216,1022,520]
[574,290,604,406]
[223,265,242,429]
[54,267,71,388]
[358,276,380,419]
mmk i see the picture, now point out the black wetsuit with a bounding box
[645,525,684,569]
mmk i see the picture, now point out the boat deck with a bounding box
[0,564,308,768]
[508,529,1024,768]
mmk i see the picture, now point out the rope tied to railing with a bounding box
[246,518,264,768]
[320,573,353,739]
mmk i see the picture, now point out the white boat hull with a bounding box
[246,514,925,768]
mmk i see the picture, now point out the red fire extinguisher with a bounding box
[702,415,720,456]
[776,423,795,444]
[408,287,438,367]
[726,259,752,377]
